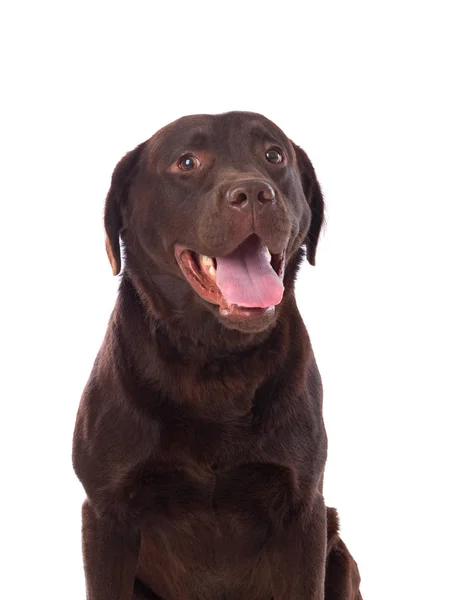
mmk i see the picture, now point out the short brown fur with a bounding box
[73,112,362,599]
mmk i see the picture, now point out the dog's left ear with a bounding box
[104,142,145,276]
[291,142,325,266]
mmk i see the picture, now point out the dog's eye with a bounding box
[265,148,284,164]
[178,155,201,171]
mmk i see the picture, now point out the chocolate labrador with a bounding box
[73,111,362,600]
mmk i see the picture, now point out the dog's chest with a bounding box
[158,405,258,466]
[128,393,306,598]
[134,459,295,598]
[129,410,297,524]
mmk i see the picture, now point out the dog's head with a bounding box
[104,112,324,333]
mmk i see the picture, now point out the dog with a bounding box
[73,111,362,600]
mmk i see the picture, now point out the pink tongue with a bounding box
[215,236,284,308]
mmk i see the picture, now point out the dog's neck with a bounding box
[101,273,313,419]
[105,275,308,415]
[117,272,284,361]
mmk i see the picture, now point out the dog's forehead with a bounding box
[147,112,291,157]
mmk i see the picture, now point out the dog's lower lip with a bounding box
[219,304,274,318]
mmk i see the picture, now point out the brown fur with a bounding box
[73,111,362,599]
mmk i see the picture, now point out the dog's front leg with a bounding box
[268,493,327,600]
[82,501,140,600]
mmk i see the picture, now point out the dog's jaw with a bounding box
[174,235,286,332]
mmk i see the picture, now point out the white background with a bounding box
[1,2,473,599]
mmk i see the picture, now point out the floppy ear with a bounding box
[104,143,145,275]
[291,142,325,266]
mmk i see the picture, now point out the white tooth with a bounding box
[200,255,216,278]
[264,246,271,262]
[201,255,214,268]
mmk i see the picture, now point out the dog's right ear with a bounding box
[104,143,145,276]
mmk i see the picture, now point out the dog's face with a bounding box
[105,112,324,333]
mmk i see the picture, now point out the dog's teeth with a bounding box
[201,255,214,267]
[200,255,216,279]
[264,246,271,262]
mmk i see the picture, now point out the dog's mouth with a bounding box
[175,235,286,319]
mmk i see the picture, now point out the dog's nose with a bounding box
[226,180,276,211]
